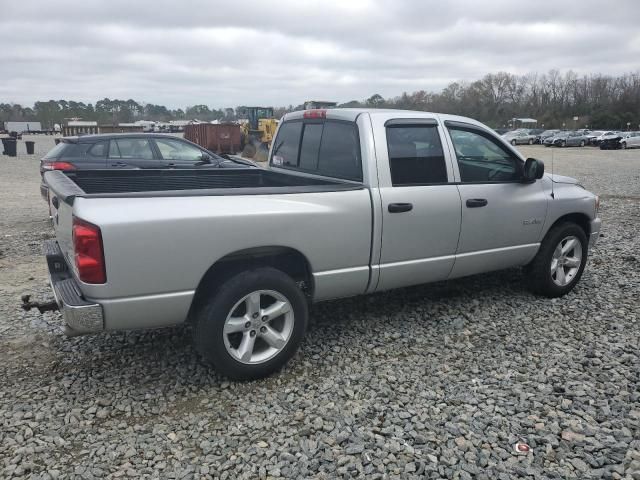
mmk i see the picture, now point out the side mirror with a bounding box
[200,153,213,164]
[523,158,544,182]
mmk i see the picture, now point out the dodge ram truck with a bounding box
[37,109,601,379]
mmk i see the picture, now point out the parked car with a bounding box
[598,132,639,150]
[544,131,589,147]
[39,133,254,199]
[620,132,640,149]
[537,129,561,144]
[34,109,601,379]
[592,131,620,146]
[503,131,538,145]
[585,131,606,145]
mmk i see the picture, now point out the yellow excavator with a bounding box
[237,106,278,160]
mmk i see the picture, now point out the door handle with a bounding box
[388,202,413,213]
[466,198,488,208]
[111,162,127,167]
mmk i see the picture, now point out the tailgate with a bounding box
[44,171,82,273]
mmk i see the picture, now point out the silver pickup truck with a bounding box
[40,109,601,379]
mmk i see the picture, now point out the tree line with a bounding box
[2,70,639,130]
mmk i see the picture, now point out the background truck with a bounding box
[39,108,601,379]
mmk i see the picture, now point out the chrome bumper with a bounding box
[44,240,104,336]
[589,217,602,248]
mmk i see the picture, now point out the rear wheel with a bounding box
[511,139,517,146]
[621,141,627,149]
[526,223,588,297]
[528,139,533,145]
[193,267,308,380]
[579,140,585,147]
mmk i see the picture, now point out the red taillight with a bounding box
[303,109,327,119]
[43,161,76,171]
[73,217,106,284]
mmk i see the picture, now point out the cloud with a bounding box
[1,0,638,108]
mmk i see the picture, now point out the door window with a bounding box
[448,127,520,183]
[155,138,204,161]
[386,125,448,186]
[108,138,154,159]
[87,141,108,158]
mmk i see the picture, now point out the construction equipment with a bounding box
[237,106,278,159]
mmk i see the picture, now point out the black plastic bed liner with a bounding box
[44,168,362,204]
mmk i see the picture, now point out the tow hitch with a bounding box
[21,294,59,314]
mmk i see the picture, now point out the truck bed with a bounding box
[45,168,361,203]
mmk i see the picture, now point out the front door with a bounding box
[376,119,462,291]
[444,122,548,278]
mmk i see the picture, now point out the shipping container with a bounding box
[184,123,242,154]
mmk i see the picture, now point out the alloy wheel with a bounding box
[550,236,583,287]
[222,290,294,364]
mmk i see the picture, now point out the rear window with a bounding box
[272,122,302,167]
[43,142,86,159]
[271,120,362,182]
[43,142,68,159]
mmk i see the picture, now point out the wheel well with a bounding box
[188,247,314,320]
[548,213,591,237]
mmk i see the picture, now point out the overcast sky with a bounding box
[2,0,639,109]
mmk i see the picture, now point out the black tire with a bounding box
[579,140,585,147]
[528,139,533,145]
[511,139,517,146]
[621,141,627,149]
[526,222,588,297]
[561,140,566,147]
[193,267,308,380]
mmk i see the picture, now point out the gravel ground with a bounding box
[1,137,639,479]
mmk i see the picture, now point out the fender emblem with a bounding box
[523,218,542,225]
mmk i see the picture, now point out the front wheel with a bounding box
[525,223,588,297]
[511,139,517,146]
[621,142,627,149]
[528,139,533,145]
[579,140,585,147]
[193,267,308,380]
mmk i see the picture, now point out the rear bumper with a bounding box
[589,217,602,248]
[44,240,104,336]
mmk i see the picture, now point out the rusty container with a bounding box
[184,123,242,154]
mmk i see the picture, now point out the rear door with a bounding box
[80,141,109,169]
[107,137,164,168]
[152,137,209,168]
[375,118,462,291]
